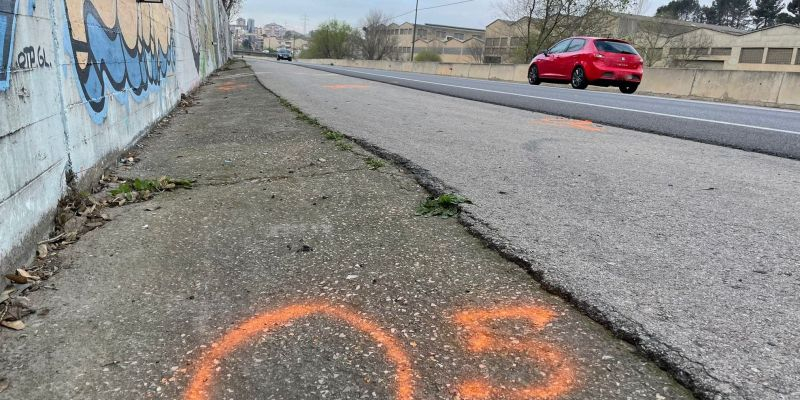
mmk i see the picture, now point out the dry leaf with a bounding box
[37,244,48,258]
[1,320,25,330]
[101,214,112,221]
[4,274,27,284]
[16,269,38,281]
[0,377,8,392]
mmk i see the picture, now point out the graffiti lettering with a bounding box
[0,0,19,91]
[63,0,175,123]
[16,45,49,69]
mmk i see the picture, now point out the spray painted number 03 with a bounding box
[184,301,577,400]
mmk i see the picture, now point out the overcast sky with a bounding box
[238,0,672,34]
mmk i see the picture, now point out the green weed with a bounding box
[324,130,345,141]
[365,157,385,170]
[336,141,353,151]
[415,193,471,218]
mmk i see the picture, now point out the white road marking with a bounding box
[301,64,800,135]
[300,62,800,115]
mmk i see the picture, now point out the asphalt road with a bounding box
[248,57,800,400]
[293,61,800,160]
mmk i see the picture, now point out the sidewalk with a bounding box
[0,60,692,399]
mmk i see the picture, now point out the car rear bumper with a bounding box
[586,63,642,85]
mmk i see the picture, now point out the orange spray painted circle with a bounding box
[183,302,414,400]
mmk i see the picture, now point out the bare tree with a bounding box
[358,10,398,60]
[465,39,486,63]
[497,1,538,61]
[497,0,630,62]
[223,0,245,16]
[630,19,685,66]
[664,30,713,67]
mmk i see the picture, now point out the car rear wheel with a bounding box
[571,67,588,89]
[620,84,638,94]
[528,65,541,85]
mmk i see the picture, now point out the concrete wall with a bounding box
[0,0,231,266]
[304,59,800,108]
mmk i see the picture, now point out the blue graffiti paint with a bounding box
[27,0,33,15]
[63,1,176,124]
[0,0,19,92]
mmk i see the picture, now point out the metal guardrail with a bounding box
[233,50,276,58]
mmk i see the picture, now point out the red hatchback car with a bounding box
[528,37,644,94]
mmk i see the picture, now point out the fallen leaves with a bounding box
[0,320,24,331]
[0,275,39,331]
[4,269,39,285]
[37,244,48,259]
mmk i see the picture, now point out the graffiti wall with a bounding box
[0,0,230,266]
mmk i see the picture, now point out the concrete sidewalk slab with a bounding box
[0,60,692,400]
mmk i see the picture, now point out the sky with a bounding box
[237,0,673,34]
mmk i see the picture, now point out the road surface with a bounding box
[295,61,800,160]
[247,57,800,400]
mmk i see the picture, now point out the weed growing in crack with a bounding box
[110,177,193,200]
[324,130,345,141]
[336,141,353,151]
[365,157,385,170]
[277,97,321,127]
[416,193,471,218]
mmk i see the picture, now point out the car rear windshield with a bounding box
[594,40,639,55]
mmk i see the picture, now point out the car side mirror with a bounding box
[543,50,550,57]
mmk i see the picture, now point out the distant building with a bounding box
[247,18,255,33]
[236,17,246,27]
[384,22,485,62]
[657,24,800,71]
[264,36,308,55]
[483,13,748,64]
[263,23,287,38]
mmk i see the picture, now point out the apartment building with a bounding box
[263,36,308,55]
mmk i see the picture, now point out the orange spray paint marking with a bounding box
[323,84,370,90]
[216,81,249,92]
[454,306,577,400]
[183,302,414,400]
[531,117,603,132]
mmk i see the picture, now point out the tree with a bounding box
[777,0,800,23]
[664,30,713,67]
[655,0,702,20]
[222,0,245,16]
[305,20,358,59]
[498,0,539,62]
[414,50,442,62]
[752,0,784,27]
[702,0,752,28]
[498,0,630,62]
[357,10,398,60]
[465,39,485,63]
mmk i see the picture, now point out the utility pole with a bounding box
[410,0,420,62]
[303,14,308,36]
